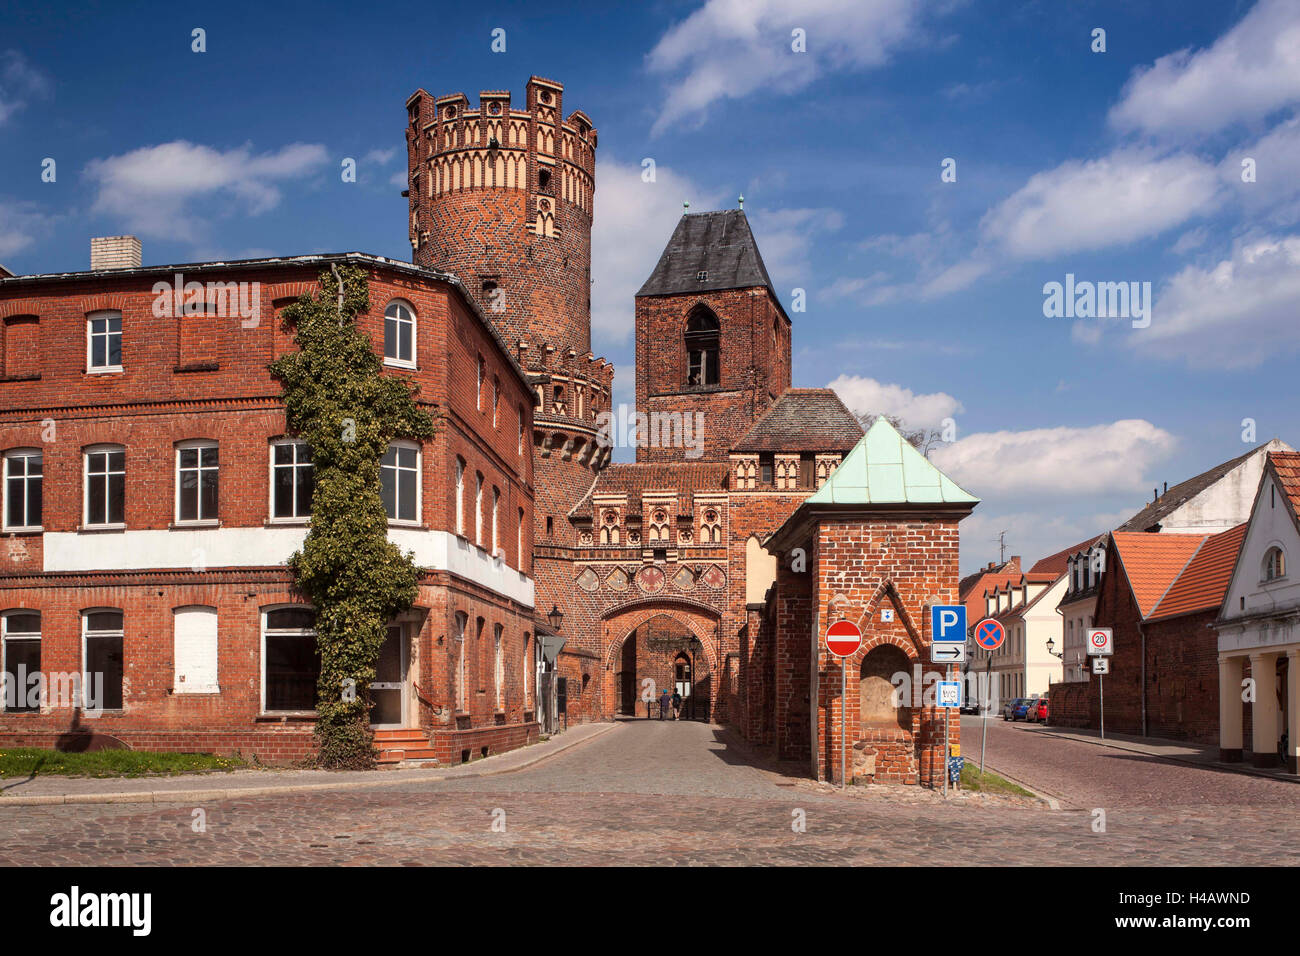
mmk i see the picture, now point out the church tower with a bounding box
[405,77,611,566]
[634,209,792,462]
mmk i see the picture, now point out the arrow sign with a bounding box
[931,643,966,663]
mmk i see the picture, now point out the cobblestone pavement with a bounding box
[960,716,1300,810]
[2,720,1296,866]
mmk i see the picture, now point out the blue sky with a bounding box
[0,0,1294,573]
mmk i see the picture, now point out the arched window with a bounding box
[1264,546,1286,581]
[383,300,416,367]
[684,306,719,386]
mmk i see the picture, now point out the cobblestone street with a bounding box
[2,720,1297,866]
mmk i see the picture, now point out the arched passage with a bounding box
[601,602,720,720]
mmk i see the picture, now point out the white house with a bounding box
[1214,451,1300,771]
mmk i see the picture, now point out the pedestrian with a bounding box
[671,688,682,720]
[659,687,670,720]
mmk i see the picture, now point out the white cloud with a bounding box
[828,374,963,430]
[979,149,1222,261]
[84,140,329,242]
[0,50,49,124]
[1222,114,1300,224]
[362,148,398,166]
[646,0,928,135]
[1134,234,1300,368]
[931,420,1177,496]
[747,206,843,290]
[958,509,1130,578]
[590,158,725,347]
[0,199,56,259]
[1109,0,1300,139]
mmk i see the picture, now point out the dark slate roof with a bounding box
[1116,442,1273,533]
[636,210,779,302]
[571,462,730,518]
[731,389,865,454]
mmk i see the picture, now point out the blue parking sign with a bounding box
[931,605,966,643]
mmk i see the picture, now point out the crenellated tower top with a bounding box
[405,76,597,357]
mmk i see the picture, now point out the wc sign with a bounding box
[930,605,967,643]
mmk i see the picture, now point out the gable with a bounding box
[1219,468,1300,622]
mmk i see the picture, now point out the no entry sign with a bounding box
[826,620,862,658]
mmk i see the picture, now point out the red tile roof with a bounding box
[1111,532,1208,617]
[1029,535,1105,576]
[732,388,864,453]
[1148,523,1248,621]
[1269,451,1300,518]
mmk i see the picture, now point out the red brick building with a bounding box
[1050,525,1246,743]
[0,75,981,784]
[0,249,540,763]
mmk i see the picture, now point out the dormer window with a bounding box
[684,305,719,387]
[697,270,708,282]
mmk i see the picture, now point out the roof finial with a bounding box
[683,200,690,212]
[738,194,744,209]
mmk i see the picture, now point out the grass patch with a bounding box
[0,749,246,779]
[959,762,1036,798]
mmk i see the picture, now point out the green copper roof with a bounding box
[805,418,979,506]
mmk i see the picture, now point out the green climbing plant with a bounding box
[270,264,437,768]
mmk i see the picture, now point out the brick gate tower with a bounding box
[404,77,612,613]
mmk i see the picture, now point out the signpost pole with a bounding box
[981,655,991,779]
[943,679,950,799]
[1100,673,1105,740]
[840,663,847,789]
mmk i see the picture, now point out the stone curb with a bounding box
[1034,727,1300,785]
[0,722,619,808]
[971,764,1062,810]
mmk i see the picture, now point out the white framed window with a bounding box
[492,486,500,555]
[86,310,122,372]
[381,442,420,523]
[454,611,468,712]
[262,606,318,712]
[176,440,219,523]
[475,472,484,547]
[494,623,504,710]
[383,300,416,367]
[3,449,42,531]
[173,606,219,694]
[82,609,124,711]
[454,456,465,535]
[2,610,41,713]
[270,441,314,520]
[83,445,125,528]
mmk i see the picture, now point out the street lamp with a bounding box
[547,604,564,632]
[1045,636,1064,660]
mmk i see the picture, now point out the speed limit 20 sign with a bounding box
[1087,627,1113,656]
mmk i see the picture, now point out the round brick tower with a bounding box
[404,75,611,564]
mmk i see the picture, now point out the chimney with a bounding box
[90,236,142,271]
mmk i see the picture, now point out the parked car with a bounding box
[1001,698,1023,720]
[1011,697,1037,721]
[1032,698,1049,722]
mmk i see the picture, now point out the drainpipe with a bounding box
[1139,620,1148,737]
